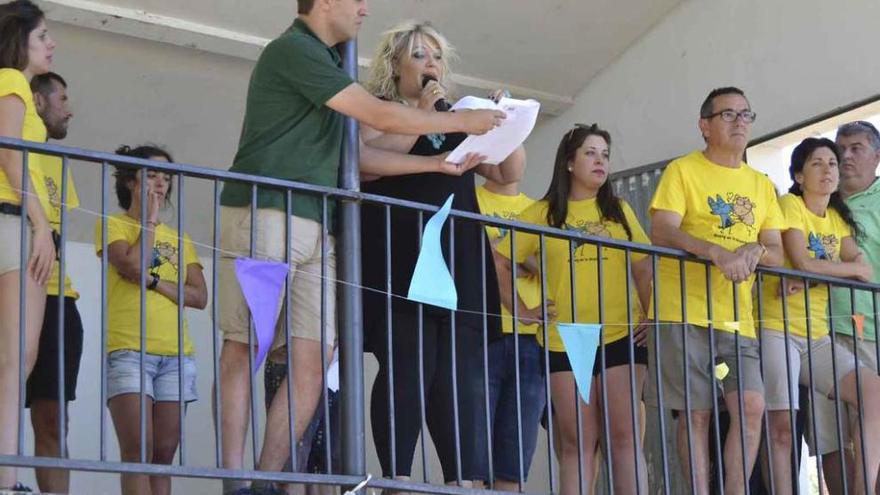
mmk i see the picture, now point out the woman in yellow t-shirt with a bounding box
[496,124,652,495]
[0,1,58,490]
[97,145,207,495]
[758,137,880,494]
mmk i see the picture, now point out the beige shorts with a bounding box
[0,212,28,276]
[645,322,764,411]
[760,330,856,411]
[807,334,877,455]
[218,206,336,351]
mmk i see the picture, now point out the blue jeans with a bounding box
[476,335,546,482]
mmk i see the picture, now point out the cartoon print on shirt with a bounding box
[807,232,838,261]
[708,193,756,233]
[150,240,180,274]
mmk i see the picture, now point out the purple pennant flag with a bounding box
[234,258,289,372]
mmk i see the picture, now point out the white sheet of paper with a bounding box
[447,96,541,165]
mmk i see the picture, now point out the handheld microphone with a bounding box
[422,75,450,112]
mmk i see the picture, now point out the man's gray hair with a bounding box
[837,120,880,151]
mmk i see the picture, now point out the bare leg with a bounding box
[677,409,712,495]
[150,401,184,495]
[551,372,600,495]
[722,390,765,493]
[836,369,880,495]
[598,365,648,494]
[257,337,331,472]
[766,410,795,495]
[0,270,46,488]
[216,341,251,471]
[822,451,851,495]
[30,398,69,492]
[109,393,154,495]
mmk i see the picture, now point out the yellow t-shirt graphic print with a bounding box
[95,213,200,356]
[498,198,650,352]
[649,151,786,338]
[759,194,852,339]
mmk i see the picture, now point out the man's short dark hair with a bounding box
[297,0,316,14]
[30,71,66,97]
[837,121,880,152]
[700,87,747,118]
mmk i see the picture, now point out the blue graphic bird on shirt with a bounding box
[807,232,831,260]
[708,194,735,229]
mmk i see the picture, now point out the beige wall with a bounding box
[521,0,880,200]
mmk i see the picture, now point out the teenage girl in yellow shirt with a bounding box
[0,1,58,490]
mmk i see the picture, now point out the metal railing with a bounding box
[0,136,879,494]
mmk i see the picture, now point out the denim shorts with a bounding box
[475,334,546,483]
[107,350,198,403]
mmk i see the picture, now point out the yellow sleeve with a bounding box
[183,234,202,268]
[648,160,686,217]
[95,215,134,255]
[495,202,543,263]
[760,181,787,231]
[622,200,651,260]
[0,69,31,104]
[778,194,803,233]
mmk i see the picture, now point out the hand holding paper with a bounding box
[448,96,540,165]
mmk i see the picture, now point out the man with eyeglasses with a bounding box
[812,120,880,494]
[646,87,786,494]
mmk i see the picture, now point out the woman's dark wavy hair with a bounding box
[543,123,633,240]
[0,0,44,70]
[113,144,174,210]
[788,137,863,241]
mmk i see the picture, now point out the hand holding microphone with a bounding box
[421,75,451,112]
[421,75,505,135]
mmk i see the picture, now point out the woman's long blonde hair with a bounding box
[365,20,457,103]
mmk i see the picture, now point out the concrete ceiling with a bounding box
[38,0,684,115]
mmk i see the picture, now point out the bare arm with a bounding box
[0,95,56,284]
[326,83,504,136]
[105,232,157,281]
[152,263,209,309]
[631,256,653,316]
[358,140,485,180]
[784,230,872,282]
[476,145,526,185]
[360,122,419,154]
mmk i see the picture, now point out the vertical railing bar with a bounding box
[176,173,186,465]
[678,259,697,493]
[539,234,556,494]
[848,285,870,493]
[480,225,493,486]
[416,210,430,482]
[799,278,826,492]
[57,156,69,458]
[509,228,525,491]
[731,283,750,495]
[248,184,259,467]
[100,162,110,462]
[823,281,849,494]
[651,254,671,495]
[211,179,222,467]
[779,275,798,491]
[596,243,613,494]
[283,189,297,472]
[753,273,776,494]
[449,215,463,485]
[139,166,148,464]
[16,150,28,456]
[569,240,584,495]
[624,248,641,495]
[384,204,397,478]
[703,264,724,493]
[321,195,332,473]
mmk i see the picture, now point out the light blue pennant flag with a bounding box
[407,194,458,310]
[557,323,602,404]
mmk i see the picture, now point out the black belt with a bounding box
[0,202,22,216]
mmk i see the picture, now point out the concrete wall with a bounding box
[521,0,880,201]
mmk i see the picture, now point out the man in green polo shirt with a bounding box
[216,0,505,492]
[813,120,880,494]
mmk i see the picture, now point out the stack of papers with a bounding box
[447,96,541,165]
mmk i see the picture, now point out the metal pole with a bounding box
[338,38,366,479]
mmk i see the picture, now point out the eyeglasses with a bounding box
[702,109,757,123]
[566,123,596,143]
[849,120,880,139]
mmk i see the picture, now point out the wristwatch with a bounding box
[147,272,160,290]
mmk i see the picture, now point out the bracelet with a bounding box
[147,272,160,290]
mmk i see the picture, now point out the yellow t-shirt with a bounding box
[497,198,650,351]
[759,194,852,338]
[648,151,786,338]
[0,69,79,297]
[95,213,200,356]
[475,185,541,335]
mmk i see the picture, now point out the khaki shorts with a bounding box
[760,330,856,411]
[0,212,28,276]
[218,206,336,350]
[807,334,878,455]
[645,322,763,411]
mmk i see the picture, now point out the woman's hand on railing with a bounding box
[28,225,56,286]
[853,256,874,283]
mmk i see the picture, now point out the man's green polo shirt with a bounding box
[831,177,880,340]
[220,18,354,229]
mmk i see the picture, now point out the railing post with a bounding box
[338,39,366,480]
